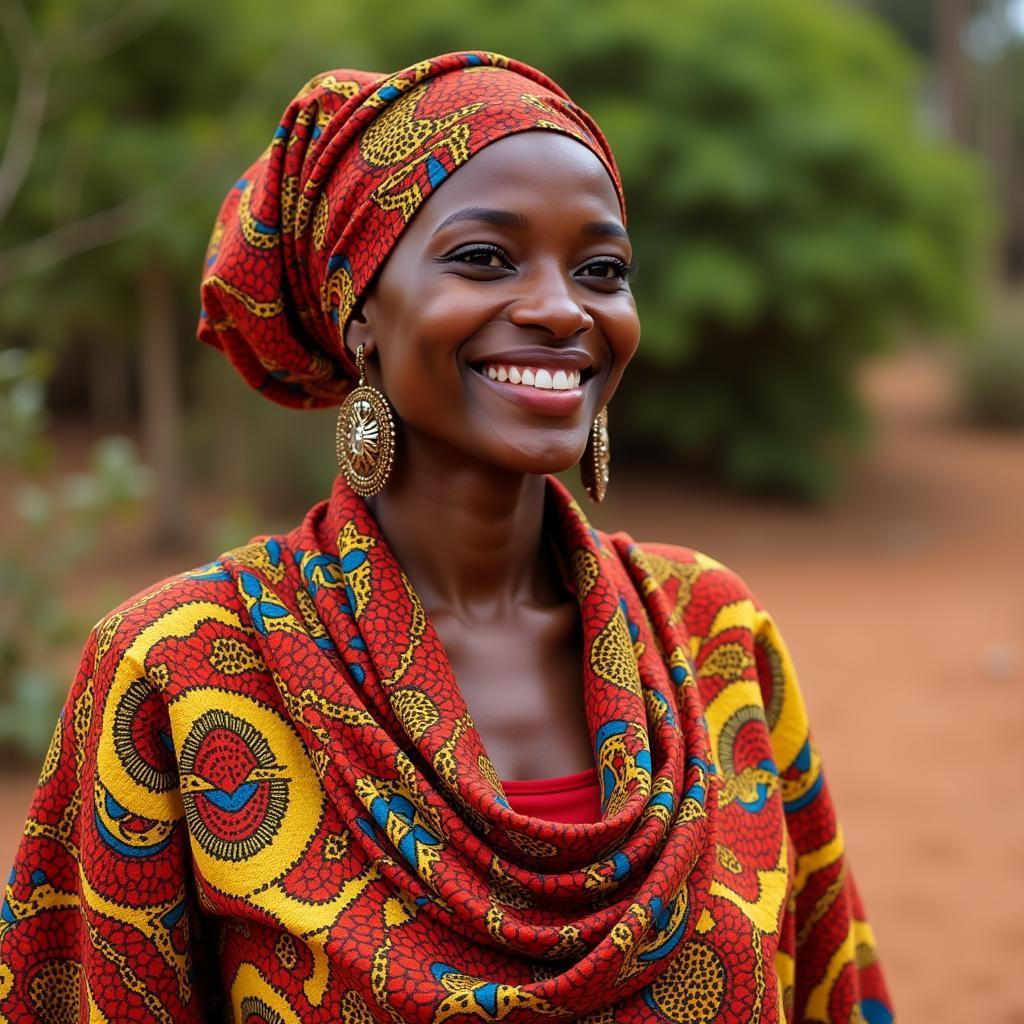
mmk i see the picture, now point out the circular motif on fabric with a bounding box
[756,634,787,730]
[113,678,178,793]
[172,689,324,897]
[239,995,287,1024]
[231,962,301,1024]
[643,940,726,1023]
[717,704,767,777]
[179,708,288,862]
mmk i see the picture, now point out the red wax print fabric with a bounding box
[197,51,623,408]
[0,475,893,1022]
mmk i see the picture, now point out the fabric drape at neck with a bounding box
[0,474,894,1022]
[208,475,719,1015]
[196,51,624,408]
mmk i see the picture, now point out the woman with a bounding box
[0,52,894,1023]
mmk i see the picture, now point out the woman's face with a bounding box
[348,131,639,478]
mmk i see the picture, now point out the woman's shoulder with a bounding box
[604,532,772,652]
[617,535,763,609]
[84,538,288,680]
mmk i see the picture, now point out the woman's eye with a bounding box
[447,245,511,269]
[578,259,634,281]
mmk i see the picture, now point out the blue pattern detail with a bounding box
[94,806,172,858]
[649,790,675,815]
[298,551,344,596]
[645,688,677,725]
[161,900,186,929]
[204,782,258,813]
[738,759,779,813]
[327,253,352,275]
[619,597,640,642]
[611,851,631,879]
[426,156,448,187]
[368,792,442,873]
[784,773,824,812]
[191,561,231,581]
[638,894,688,963]
[861,999,894,1024]
[240,571,291,635]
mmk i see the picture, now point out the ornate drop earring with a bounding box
[580,406,610,503]
[335,344,396,497]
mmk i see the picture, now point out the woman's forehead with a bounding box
[415,132,624,228]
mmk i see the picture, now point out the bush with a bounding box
[960,322,1024,428]
[0,352,152,761]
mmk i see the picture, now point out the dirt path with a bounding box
[2,349,1021,1021]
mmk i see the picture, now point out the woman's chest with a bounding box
[430,608,593,781]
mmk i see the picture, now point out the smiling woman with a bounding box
[0,52,893,1024]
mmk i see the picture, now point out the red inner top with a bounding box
[501,766,602,824]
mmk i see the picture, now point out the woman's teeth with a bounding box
[481,365,582,391]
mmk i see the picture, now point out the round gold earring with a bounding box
[580,406,610,503]
[335,344,396,497]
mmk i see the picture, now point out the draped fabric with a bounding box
[0,475,893,1023]
[197,51,623,408]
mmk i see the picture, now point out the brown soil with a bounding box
[2,348,1021,1022]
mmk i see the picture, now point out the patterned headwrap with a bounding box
[197,51,624,408]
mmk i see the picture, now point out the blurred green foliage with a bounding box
[0,0,988,499]
[960,307,1024,427]
[0,351,151,759]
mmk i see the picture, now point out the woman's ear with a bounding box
[344,297,378,360]
[344,309,371,358]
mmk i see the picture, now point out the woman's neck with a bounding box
[367,434,561,617]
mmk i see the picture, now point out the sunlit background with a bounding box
[2,2,1022,1020]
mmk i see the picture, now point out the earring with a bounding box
[580,406,610,503]
[335,344,396,496]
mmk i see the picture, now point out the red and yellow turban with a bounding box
[197,51,624,408]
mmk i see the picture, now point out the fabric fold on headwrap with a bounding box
[197,51,624,408]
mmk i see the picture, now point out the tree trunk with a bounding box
[138,254,185,549]
[88,334,132,428]
[936,0,971,144]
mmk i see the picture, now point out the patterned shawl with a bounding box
[0,475,893,1023]
[197,51,623,408]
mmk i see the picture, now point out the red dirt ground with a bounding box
[2,349,1021,1022]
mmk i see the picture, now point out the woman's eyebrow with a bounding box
[582,220,629,242]
[432,207,530,236]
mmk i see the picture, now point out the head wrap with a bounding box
[197,51,624,408]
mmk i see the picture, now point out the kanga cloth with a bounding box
[197,51,623,409]
[0,475,894,1024]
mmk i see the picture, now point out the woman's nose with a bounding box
[506,267,595,338]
